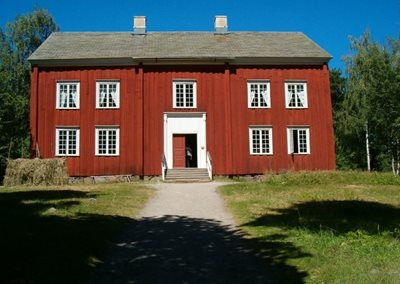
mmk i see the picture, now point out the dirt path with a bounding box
[88,182,272,283]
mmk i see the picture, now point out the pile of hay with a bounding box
[4,158,69,186]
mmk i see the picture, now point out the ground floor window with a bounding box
[249,127,273,155]
[287,127,310,154]
[95,127,119,156]
[56,128,79,156]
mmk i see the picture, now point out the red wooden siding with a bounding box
[32,64,335,176]
[32,67,143,176]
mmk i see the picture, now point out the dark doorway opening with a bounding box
[185,134,197,168]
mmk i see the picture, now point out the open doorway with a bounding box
[185,134,197,168]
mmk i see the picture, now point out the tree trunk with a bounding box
[365,122,371,172]
[392,156,396,175]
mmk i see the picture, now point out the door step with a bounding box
[164,168,210,182]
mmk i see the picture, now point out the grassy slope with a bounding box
[219,172,400,283]
[0,182,154,284]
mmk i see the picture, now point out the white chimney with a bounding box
[214,16,228,33]
[133,16,146,34]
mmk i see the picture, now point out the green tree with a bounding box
[330,68,367,170]
[338,31,400,173]
[0,9,58,180]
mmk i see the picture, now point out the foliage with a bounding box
[333,32,400,172]
[330,68,367,169]
[219,172,400,283]
[0,9,58,182]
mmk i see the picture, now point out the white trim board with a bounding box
[164,113,207,168]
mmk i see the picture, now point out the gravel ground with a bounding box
[139,182,235,225]
[88,182,273,284]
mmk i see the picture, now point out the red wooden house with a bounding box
[28,16,335,179]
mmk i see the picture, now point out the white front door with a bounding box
[164,113,207,169]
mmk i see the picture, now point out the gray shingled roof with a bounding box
[28,32,331,66]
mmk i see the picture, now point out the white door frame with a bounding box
[164,112,207,169]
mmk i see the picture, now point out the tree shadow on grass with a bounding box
[243,200,400,236]
[89,215,309,284]
[0,189,311,283]
[0,189,132,284]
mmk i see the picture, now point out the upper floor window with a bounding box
[285,82,308,108]
[248,81,270,108]
[287,127,310,154]
[55,128,79,156]
[173,80,197,108]
[249,127,273,155]
[95,127,120,156]
[96,81,120,109]
[56,82,80,109]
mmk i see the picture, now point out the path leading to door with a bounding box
[139,182,235,223]
[88,182,272,284]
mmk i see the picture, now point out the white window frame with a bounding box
[249,127,273,155]
[56,81,80,109]
[285,81,308,108]
[287,127,310,154]
[96,81,120,109]
[173,80,197,108]
[95,127,120,156]
[247,81,271,108]
[55,128,80,156]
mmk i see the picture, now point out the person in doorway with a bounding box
[186,146,192,167]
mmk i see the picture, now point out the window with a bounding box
[56,82,80,109]
[173,81,197,108]
[249,127,273,155]
[285,82,308,108]
[287,127,310,154]
[95,127,119,156]
[96,81,120,108]
[56,128,79,156]
[248,81,270,108]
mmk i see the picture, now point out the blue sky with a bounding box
[1,0,399,70]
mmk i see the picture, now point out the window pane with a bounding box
[97,129,118,155]
[185,83,194,107]
[288,85,296,107]
[259,84,268,107]
[287,83,306,108]
[109,84,117,107]
[175,84,184,107]
[298,129,308,153]
[57,129,78,156]
[98,82,119,108]
[58,130,67,155]
[108,130,117,154]
[68,130,77,155]
[58,83,78,108]
[98,130,107,154]
[261,129,270,153]
[59,85,68,108]
[250,84,258,107]
[69,85,77,108]
[252,130,260,153]
[174,82,195,108]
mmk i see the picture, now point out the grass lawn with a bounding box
[0,182,154,284]
[219,171,400,283]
